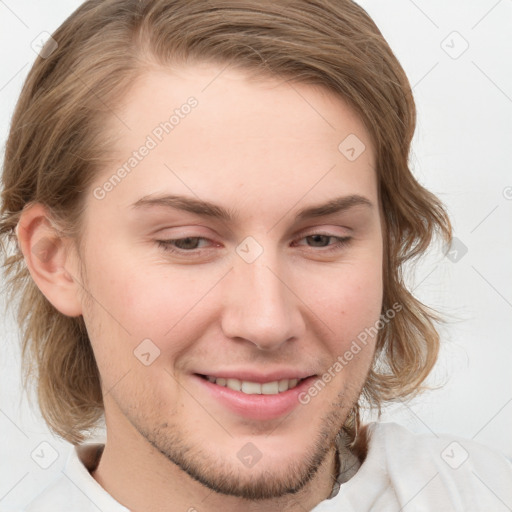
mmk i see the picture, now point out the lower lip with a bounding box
[192,374,317,421]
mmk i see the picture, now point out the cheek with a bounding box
[300,270,383,403]
[82,246,188,335]
[81,252,218,388]
[295,256,383,389]
[78,254,180,388]
[302,259,383,334]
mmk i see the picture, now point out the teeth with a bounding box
[241,381,261,394]
[278,379,289,392]
[261,382,278,394]
[204,376,303,395]
[226,378,241,392]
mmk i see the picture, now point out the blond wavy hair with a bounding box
[0,0,452,446]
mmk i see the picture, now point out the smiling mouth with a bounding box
[196,374,309,395]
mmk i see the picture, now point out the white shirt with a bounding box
[21,421,512,512]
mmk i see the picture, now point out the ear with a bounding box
[16,203,84,317]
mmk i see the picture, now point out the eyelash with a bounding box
[156,233,352,255]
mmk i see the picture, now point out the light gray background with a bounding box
[1,1,511,510]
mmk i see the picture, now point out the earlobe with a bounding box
[16,203,84,317]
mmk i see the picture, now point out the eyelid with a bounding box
[153,221,351,241]
[155,227,350,245]
[156,230,352,256]
[297,225,352,237]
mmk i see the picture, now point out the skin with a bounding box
[18,62,384,512]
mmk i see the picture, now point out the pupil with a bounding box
[177,237,199,250]
[308,235,329,247]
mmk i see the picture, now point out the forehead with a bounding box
[112,62,372,147]
[90,63,377,220]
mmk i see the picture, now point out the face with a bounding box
[76,63,383,500]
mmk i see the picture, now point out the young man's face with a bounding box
[73,63,383,502]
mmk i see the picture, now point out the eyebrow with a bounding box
[130,193,373,222]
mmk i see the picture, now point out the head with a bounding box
[1,0,451,501]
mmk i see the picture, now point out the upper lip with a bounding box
[195,369,317,383]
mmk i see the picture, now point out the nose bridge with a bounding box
[220,241,302,350]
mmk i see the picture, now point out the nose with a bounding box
[220,246,305,351]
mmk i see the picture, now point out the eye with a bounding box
[156,233,352,256]
[156,237,211,253]
[293,233,352,252]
